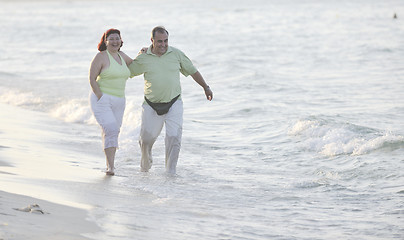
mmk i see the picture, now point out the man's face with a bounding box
[151,31,168,56]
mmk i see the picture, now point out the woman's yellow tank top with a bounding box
[96,50,130,98]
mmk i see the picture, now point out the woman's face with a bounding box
[106,33,121,51]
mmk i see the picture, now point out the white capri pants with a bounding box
[90,92,125,149]
[139,99,183,174]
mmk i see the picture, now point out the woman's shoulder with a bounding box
[118,50,128,58]
[93,51,108,61]
[90,51,109,67]
[119,50,135,59]
[97,51,108,57]
[118,51,134,65]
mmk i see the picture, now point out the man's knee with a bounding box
[139,130,157,147]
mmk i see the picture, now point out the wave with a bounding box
[0,87,142,135]
[0,86,95,124]
[0,87,43,109]
[51,96,142,131]
[118,99,142,143]
[289,117,404,156]
[51,98,95,124]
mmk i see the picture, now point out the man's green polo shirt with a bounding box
[129,46,197,103]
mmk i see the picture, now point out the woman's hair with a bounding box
[97,28,123,51]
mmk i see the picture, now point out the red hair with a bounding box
[97,28,123,51]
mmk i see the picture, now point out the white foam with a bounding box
[0,87,42,108]
[352,133,404,155]
[290,119,404,156]
[288,119,318,135]
[119,99,142,147]
[51,98,96,124]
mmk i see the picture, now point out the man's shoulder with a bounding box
[134,52,150,61]
[168,46,184,54]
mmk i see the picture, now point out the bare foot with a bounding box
[105,168,115,176]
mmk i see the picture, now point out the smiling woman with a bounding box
[97,29,124,52]
[88,28,134,176]
[1,0,403,239]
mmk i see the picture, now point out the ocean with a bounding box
[1,0,403,239]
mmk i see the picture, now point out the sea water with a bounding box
[1,0,403,239]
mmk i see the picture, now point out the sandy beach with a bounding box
[0,190,99,240]
[1,0,404,238]
[0,103,102,239]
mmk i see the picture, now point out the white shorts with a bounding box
[90,92,125,149]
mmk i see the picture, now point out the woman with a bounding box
[89,28,133,176]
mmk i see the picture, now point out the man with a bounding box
[129,26,213,174]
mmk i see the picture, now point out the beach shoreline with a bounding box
[0,190,100,240]
[1,0,404,238]
[0,103,103,239]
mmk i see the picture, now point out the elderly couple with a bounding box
[89,26,213,176]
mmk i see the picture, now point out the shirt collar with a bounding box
[147,45,173,56]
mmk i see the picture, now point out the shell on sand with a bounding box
[13,204,48,214]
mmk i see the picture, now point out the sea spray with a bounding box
[289,117,404,156]
[0,87,43,109]
[51,98,95,124]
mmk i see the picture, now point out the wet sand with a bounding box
[0,190,100,240]
[0,103,102,239]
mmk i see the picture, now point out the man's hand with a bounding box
[204,86,213,101]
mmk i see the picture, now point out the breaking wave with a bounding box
[289,117,404,156]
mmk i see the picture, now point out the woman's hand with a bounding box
[138,47,148,55]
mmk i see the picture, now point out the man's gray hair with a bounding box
[152,26,169,39]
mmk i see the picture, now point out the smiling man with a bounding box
[129,26,213,174]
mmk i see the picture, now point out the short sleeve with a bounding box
[178,50,197,77]
[128,57,144,77]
